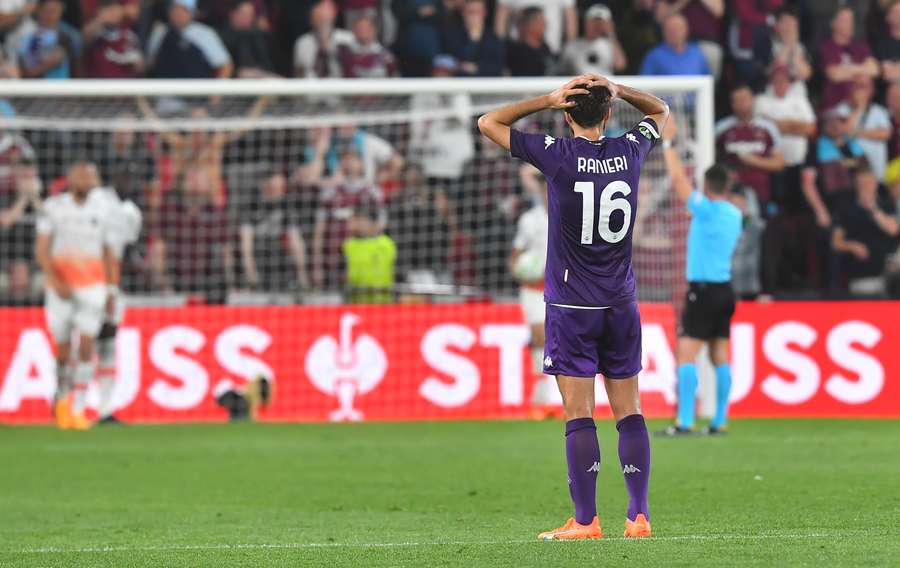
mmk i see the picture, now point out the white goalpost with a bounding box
[0,76,716,421]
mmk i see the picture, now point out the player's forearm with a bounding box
[663,146,694,203]
[614,83,669,124]
[801,177,828,215]
[103,247,122,287]
[480,95,551,128]
[0,195,27,227]
[872,208,900,237]
[477,95,551,150]
[742,152,784,172]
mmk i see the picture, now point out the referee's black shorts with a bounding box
[679,282,736,340]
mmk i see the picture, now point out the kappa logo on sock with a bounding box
[586,462,601,473]
[622,464,642,474]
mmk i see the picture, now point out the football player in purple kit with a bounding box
[478,74,668,540]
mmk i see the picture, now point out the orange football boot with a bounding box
[68,413,92,431]
[624,514,651,538]
[538,516,603,540]
[54,399,72,430]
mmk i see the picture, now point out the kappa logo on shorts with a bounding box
[544,356,553,367]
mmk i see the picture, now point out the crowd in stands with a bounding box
[2,0,900,303]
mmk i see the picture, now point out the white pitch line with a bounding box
[7,532,850,555]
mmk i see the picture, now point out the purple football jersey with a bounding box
[510,118,660,307]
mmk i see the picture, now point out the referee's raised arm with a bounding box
[660,115,693,203]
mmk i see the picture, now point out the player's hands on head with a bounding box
[582,74,619,99]
[546,77,591,110]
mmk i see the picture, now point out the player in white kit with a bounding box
[510,164,563,418]
[36,162,118,430]
[92,179,142,425]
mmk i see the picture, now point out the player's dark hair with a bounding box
[704,164,730,195]
[565,85,612,128]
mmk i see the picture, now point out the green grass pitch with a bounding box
[1,419,898,567]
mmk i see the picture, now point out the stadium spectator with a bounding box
[767,7,812,84]
[343,201,396,303]
[754,64,816,205]
[388,164,451,287]
[337,0,379,29]
[0,153,40,307]
[18,0,80,79]
[0,255,38,305]
[393,0,442,77]
[803,0,869,48]
[801,105,868,289]
[137,96,269,208]
[81,0,143,79]
[506,7,555,76]
[293,0,352,79]
[305,123,403,188]
[409,55,475,196]
[728,0,782,88]
[878,1,900,83]
[0,0,35,62]
[199,0,269,31]
[655,0,724,78]
[239,171,309,291]
[728,175,765,299]
[715,85,785,208]
[218,0,276,78]
[831,165,899,296]
[889,82,900,160]
[755,65,815,168]
[338,14,397,78]
[149,166,233,302]
[556,3,626,76]
[306,131,387,289]
[610,0,659,75]
[494,0,575,54]
[840,75,892,181]
[94,113,155,214]
[639,13,710,76]
[802,105,869,226]
[818,7,879,110]
[444,0,505,77]
[146,0,233,79]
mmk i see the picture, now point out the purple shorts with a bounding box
[542,302,643,379]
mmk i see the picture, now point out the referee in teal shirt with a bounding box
[660,117,742,436]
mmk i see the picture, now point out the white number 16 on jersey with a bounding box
[573,180,632,244]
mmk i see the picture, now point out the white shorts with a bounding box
[45,285,107,344]
[519,287,545,325]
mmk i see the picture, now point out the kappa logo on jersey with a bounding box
[626,133,639,144]
[544,135,556,149]
[622,464,642,474]
[305,313,388,422]
[544,356,553,367]
[587,462,601,473]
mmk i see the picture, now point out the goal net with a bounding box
[0,77,713,423]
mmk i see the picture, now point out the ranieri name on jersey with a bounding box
[577,155,629,175]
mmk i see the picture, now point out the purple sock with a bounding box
[617,414,650,521]
[565,418,600,525]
